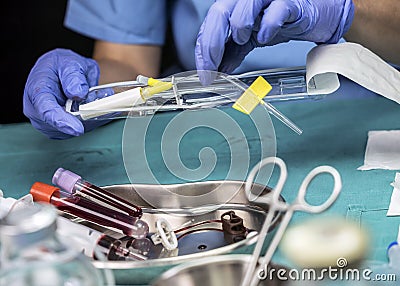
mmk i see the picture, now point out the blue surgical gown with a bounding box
[64,0,317,74]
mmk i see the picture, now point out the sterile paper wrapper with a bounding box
[306,42,400,104]
[387,173,400,216]
[358,130,400,171]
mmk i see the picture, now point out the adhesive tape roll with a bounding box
[279,216,369,269]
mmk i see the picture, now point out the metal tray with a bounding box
[91,180,284,285]
[151,254,288,286]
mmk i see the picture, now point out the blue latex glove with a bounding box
[23,49,102,139]
[196,0,355,74]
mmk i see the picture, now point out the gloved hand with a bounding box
[195,0,354,74]
[23,48,102,139]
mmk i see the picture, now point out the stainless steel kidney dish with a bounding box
[91,180,284,285]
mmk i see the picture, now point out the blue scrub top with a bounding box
[64,0,317,74]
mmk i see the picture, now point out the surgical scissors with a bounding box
[241,157,342,286]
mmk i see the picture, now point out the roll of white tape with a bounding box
[280,216,369,269]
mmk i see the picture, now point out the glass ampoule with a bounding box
[0,203,106,286]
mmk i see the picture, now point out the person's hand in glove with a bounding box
[195,0,355,74]
[23,48,105,139]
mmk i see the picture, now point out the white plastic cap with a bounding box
[136,74,149,85]
[0,193,34,219]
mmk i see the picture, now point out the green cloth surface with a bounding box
[1,77,400,284]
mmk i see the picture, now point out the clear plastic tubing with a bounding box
[30,182,148,238]
[52,168,142,218]
[261,101,303,135]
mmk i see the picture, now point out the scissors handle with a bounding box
[243,159,342,286]
[241,157,287,286]
[296,165,342,213]
[245,157,287,205]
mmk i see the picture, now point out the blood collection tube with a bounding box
[30,182,148,238]
[0,191,148,261]
[52,168,142,218]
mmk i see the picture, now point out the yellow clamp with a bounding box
[232,76,272,114]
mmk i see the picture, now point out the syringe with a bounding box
[30,182,149,238]
[76,78,173,120]
[56,215,147,261]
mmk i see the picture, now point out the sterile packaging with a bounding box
[66,68,332,122]
[66,42,400,124]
